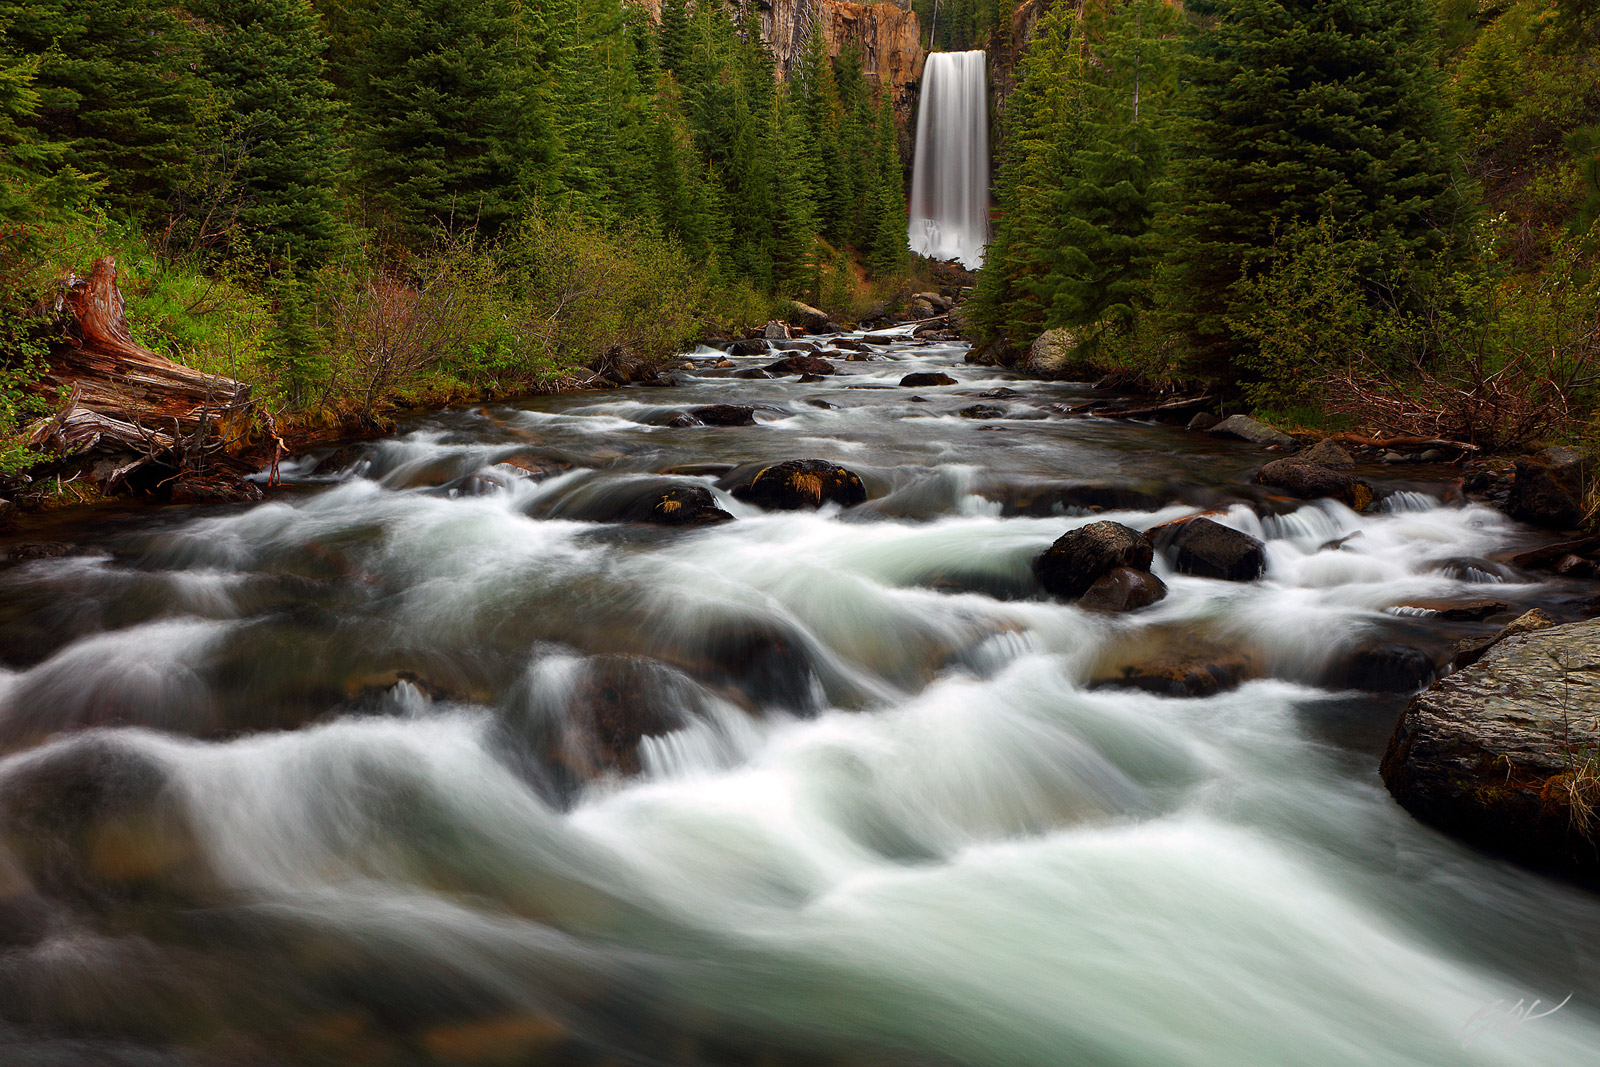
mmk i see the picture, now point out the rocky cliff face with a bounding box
[762,0,925,92]
[628,1,925,94]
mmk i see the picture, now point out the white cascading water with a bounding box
[908,50,991,269]
[4,332,1600,1065]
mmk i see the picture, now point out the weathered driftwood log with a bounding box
[43,256,251,439]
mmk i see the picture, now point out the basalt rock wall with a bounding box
[630,1,925,95]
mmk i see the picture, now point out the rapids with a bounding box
[2,334,1599,1066]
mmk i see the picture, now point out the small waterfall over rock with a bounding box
[908,50,991,269]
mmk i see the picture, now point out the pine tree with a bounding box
[1157,0,1461,376]
[266,268,326,406]
[1039,0,1181,346]
[344,0,531,239]
[0,0,206,221]
[658,0,690,78]
[0,23,98,237]
[866,86,907,276]
[969,1,1092,342]
[192,0,347,267]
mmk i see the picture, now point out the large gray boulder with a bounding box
[1381,617,1600,883]
[1207,415,1295,448]
[1026,327,1080,377]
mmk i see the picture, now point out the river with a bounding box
[2,332,1599,1066]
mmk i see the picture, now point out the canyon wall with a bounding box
[628,1,926,95]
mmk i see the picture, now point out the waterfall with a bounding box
[907,50,991,270]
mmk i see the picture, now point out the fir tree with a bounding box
[344,0,531,239]
[1157,0,1461,375]
[192,0,347,267]
[0,0,206,220]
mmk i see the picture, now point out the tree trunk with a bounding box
[43,255,251,438]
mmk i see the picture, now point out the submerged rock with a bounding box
[1146,516,1266,582]
[1078,567,1168,613]
[959,404,1006,420]
[1327,643,1435,692]
[1207,414,1295,448]
[899,372,957,387]
[1381,617,1600,883]
[732,459,867,511]
[1253,457,1374,511]
[1034,521,1157,600]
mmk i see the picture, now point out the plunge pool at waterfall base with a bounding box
[2,333,1600,1067]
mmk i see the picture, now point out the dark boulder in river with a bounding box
[1507,458,1585,530]
[1146,516,1266,582]
[1381,617,1600,884]
[732,459,867,511]
[1034,521,1157,601]
[621,485,734,526]
[1253,457,1374,512]
[764,354,836,377]
[689,404,757,427]
[1326,642,1435,692]
[727,338,766,356]
[899,372,957,387]
[1078,567,1168,613]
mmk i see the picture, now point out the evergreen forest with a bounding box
[0,0,909,466]
[970,0,1600,444]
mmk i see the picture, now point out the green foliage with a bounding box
[189,0,348,267]
[0,0,207,221]
[342,0,530,239]
[1159,0,1462,377]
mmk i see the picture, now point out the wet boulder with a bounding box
[689,404,756,427]
[959,404,1006,420]
[786,300,836,334]
[899,372,957,387]
[732,459,867,511]
[1392,598,1508,622]
[1207,415,1295,448]
[1381,617,1600,883]
[541,479,733,526]
[1507,459,1584,529]
[1299,438,1355,469]
[1253,457,1374,511]
[1327,643,1435,692]
[1078,567,1168,613]
[619,485,734,526]
[1146,516,1266,582]
[1034,521,1157,600]
[727,339,766,356]
[1102,656,1252,698]
[764,354,837,377]
[1185,412,1220,432]
[732,368,774,379]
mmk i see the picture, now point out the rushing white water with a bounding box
[908,50,991,269]
[2,334,1599,1065]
